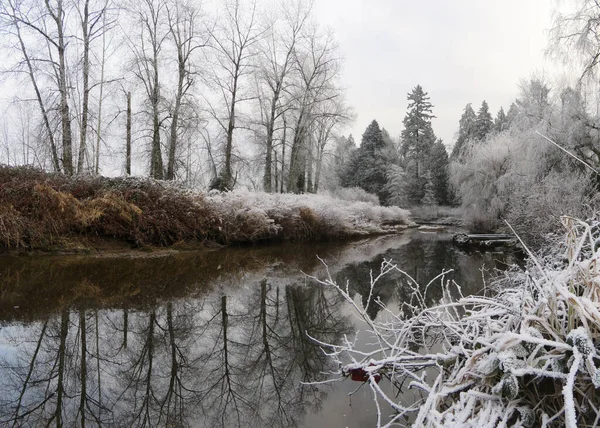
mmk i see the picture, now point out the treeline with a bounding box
[450,77,599,241]
[335,85,452,207]
[0,0,351,192]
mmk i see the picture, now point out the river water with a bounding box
[0,229,517,427]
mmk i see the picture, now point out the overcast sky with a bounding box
[313,0,558,148]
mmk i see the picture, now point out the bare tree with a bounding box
[255,0,312,192]
[76,0,110,174]
[127,0,169,179]
[165,0,205,180]
[205,0,264,191]
[287,27,341,193]
[0,0,64,172]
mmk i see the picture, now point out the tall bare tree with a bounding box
[255,0,312,192]
[165,0,205,180]
[127,0,169,179]
[287,27,341,193]
[76,0,110,174]
[0,0,72,173]
[205,0,264,191]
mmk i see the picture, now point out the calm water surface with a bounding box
[0,229,517,427]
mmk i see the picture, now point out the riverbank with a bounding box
[0,166,411,253]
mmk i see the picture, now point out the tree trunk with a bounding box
[280,116,286,193]
[150,39,163,179]
[287,112,306,194]
[53,0,74,175]
[166,52,185,180]
[78,0,90,174]
[94,11,107,176]
[221,67,239,191]
[126,92,132,176]
[262,93,279,192]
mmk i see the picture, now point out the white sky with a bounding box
[313,0,558,147]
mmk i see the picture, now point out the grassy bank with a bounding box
[0,166,410,252]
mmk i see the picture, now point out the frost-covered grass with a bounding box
[314,216,600,427]
[205,189,411,243]
[0,166,410,251]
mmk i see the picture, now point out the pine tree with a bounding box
[506,102,519,126]
[494,107,508,133]
[428,139,450,205]
[384,163,409,207]
[422,172,436,206]
[475,100,493,140]
[451,103,477,159]
[400,85,437,205]
[339,120,389,203]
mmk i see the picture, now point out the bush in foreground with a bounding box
[314,216,600,427]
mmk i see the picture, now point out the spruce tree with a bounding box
[494,107,508,133]
[422,172,437,206]
[400,85,437,205]
[428,139,451,205]
[339,120,389,203]
[451,103,477,159]
[475,100,493,140]
[506,102,519,126]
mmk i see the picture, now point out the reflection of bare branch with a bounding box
[8,320,48,427]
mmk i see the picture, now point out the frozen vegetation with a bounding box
[315,216,600,427]
[206,189,411,242]
[0,166,410,251]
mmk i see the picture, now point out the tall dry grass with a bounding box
[0,166,411,251]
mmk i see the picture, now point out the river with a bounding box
[0,228,517,427]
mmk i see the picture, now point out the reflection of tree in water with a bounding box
[0,308,114,426]
[195,281,350,427]
[0,280,350,427]
[338,236,510,320]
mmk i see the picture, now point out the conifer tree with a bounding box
[422,172,437,206]
[400,85,437,204]
[475,100,493,140]
[429,139,451,205]
[494,107,508,133]
[451,103,477,159]
[506,102,519,126]
[339,120,389,203]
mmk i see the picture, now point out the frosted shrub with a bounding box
[327,187,381,205]
[314,216,600,427]
[206,190,410,242]
[452,129,593,237]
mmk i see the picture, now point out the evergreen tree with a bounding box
[451,103,477,159]
[475,100,493,140]
[494,107,508,133]
[384,163,409,207]
[339,120,389,203]
[422,172,436,206]
[428,139,451,205]
[506,102,519,126]
[361,120,386,153]
[400,85,437,205]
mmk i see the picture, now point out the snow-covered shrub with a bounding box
[452,129,593,239]
[326,187,380,205]
[315,216,600,427]
[205,190,411,242]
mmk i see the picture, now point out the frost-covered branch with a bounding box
[315,216,600,427]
